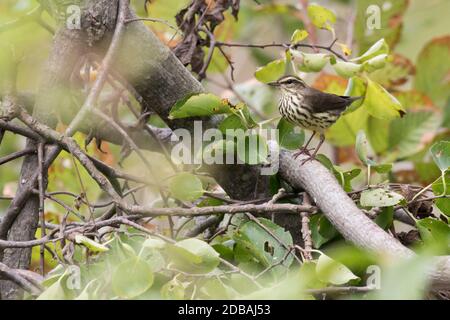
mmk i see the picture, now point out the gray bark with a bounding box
[278,150,450,289]
[1,0,449,299]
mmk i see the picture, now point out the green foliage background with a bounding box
[0,0,449,300]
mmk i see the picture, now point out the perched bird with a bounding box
[268,75,362,164]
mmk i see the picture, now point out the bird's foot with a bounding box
[299,155,315,166]
[293,147,314,159]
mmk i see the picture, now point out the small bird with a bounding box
[268,75,362,164]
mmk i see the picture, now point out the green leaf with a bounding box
[142,238,166,250]
[316,154,361,192]
[389,112,441,159]
[432,178,450,216]
[343,76,366,112]
[318,215,339,240]
[327,103,369,146]
[74,280,99,300]
[169,93,231,119]
[169,238,220,274]
[74,235,109,253]
[334,166,362,192]
[161,278,186,300]
[219,114,247,133]
[363,79,405,120]
[298,52,329,72]
[430,141,450,172]
[360,188,404,207]
[112,257,154,299]
[212,243,234,262]
[316,254,359,285]
[233,218,293,272]
[307,4,336,30]
[310,214,333,248]
[375,207,394,229]
[355,130,375,166]
[363,54,389,72]
[415,36,450,106]
[37,277,67,300]
[352,39,389,63]
[416,218,450,251]
[291,29,308,44]
[255,59,286,83]
[277,118,305,150]
[169,173,204,202]
[372,164,392,174]
[333,61,362,78]
[197,278,234,299]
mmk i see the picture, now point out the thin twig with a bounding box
[130,202,315,217]
[37,142,46,276]
[0,148,35,166]
[125,17,180,34]
[216,39,348,61]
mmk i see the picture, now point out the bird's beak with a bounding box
[267,81,279,87]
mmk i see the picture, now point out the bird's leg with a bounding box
[293,131,316,159]
[300,133,325,165]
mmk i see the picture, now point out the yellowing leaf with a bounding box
[307,4,336,31]
[336,42,352,56]
[74,234,109,253]
[169,93,232,119]
[363,79,405,120]
[291,29,308,44]
[255,59,286,83]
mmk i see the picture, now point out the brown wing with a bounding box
[303,87,360,114]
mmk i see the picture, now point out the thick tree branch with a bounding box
[277,150,450,289]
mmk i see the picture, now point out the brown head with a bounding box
[267,75,308,94]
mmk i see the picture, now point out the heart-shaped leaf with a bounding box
[316,254,359,285]
[168,238,220,274]
[255,59,286,83]
[307,4,336,31]
[430,141,450,172]
[233,218,293,272]
[363,79,405,120]
[169,173,204,202]
[112,257,154,299]
[360,188,404,207]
